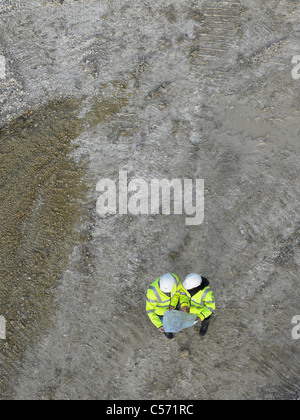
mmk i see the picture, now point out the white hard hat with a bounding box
[183,273,202,290]
[159,273,176,293]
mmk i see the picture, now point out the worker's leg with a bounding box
[199,315,211,336]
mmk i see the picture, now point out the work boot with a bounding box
[164,332,174,340]
[199,317,211,337]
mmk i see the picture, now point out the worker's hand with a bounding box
[169,306,175,311]
[196,317,202,322]
[181,306,190,313]
[158,326,165,333]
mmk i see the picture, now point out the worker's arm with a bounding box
[179,289,190,311]
[146,292,163,329]
[198,289,215,321]
[170,289,180,309]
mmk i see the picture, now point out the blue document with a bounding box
[163,310,198,333]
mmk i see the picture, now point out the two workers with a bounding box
[146,273,215,340]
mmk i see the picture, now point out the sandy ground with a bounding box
[0,0,299,400]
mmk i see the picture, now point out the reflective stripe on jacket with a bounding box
[180,283,215,321]
[146,274,183,328]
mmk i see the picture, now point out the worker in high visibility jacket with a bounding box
[180,273,215,336]
[146,273,184,340]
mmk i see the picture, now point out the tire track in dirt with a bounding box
[0,86,129,398]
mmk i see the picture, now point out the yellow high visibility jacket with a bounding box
[180,278,215,321]
[146,274,184,329]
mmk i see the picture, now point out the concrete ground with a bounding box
[0,0,299,400]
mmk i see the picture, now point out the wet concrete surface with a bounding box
[0,0,299,400]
